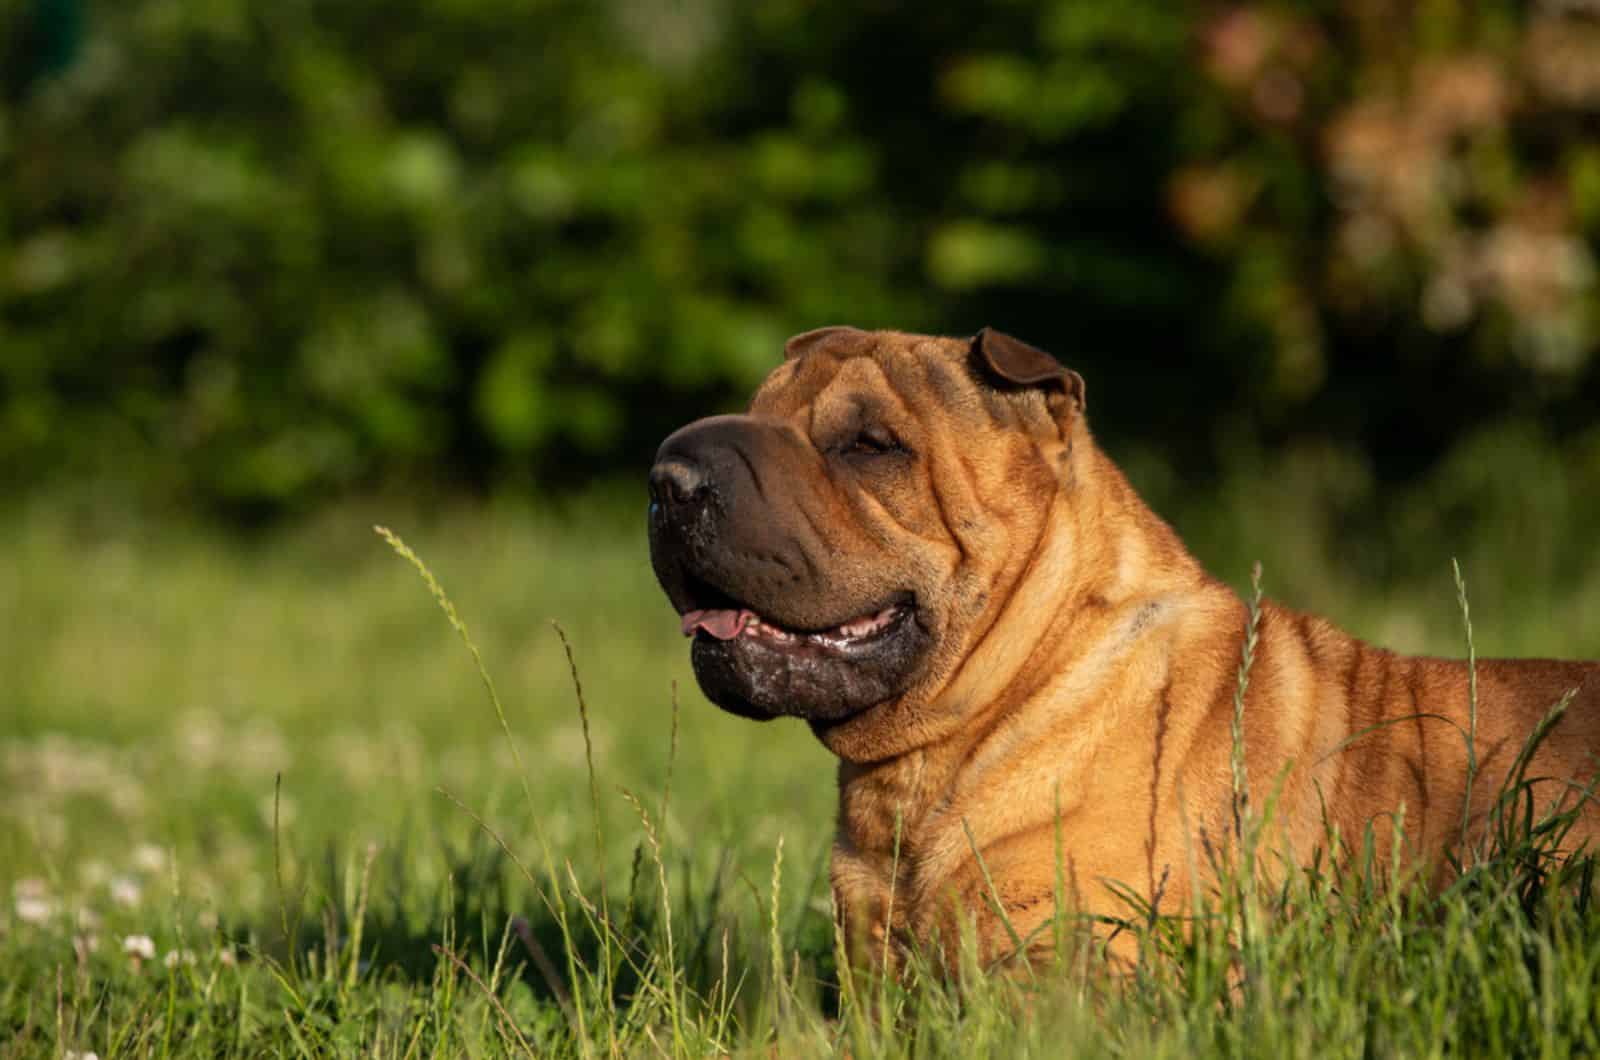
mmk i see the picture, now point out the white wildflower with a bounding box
[132,843,166,873]
[13,877,48,899]
[163,948,196,969]
[109,876,141,908]
[14,879,55,923]
[122,934,156,961]
[14,895,55,924]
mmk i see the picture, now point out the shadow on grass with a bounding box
[252,825,842,1022]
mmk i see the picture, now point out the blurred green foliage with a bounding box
[3,0,1599,513]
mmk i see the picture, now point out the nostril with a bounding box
[649,460,706,507]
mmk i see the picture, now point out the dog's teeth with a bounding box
[736,604,903,647]
[744,617,797,642]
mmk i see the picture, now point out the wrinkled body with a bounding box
[829,449,1600,968]
[647,327,1600,973]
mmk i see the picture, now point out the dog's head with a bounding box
[648,327,1088,743]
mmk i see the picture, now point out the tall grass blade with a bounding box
[768,835,787,1036]
[621,788,684,1057]
[1231,561,1264,841]
[1453,558,1480,856]
[374,526,590,1044]
[374,526,538,822]
[961,818,1029,973]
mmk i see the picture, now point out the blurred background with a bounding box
[5,0,1600,525]
[5,0,1600,981]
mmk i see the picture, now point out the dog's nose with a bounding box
[649,459,708,508]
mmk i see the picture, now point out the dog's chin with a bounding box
[688,603,932,723]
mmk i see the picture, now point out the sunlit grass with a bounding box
[3,460,1600,1055]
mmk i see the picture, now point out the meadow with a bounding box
[5,444,1600,1057]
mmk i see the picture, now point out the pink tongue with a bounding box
[680,608,755,640]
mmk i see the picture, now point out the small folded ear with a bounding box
[972,327,1086,412]
[784,325,865,361]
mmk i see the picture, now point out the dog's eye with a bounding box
[845,426,901,457]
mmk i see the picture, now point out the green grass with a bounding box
[3,460,1600,1057]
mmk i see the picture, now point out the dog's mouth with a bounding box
[680,591,915,656]
[671,575,930,722]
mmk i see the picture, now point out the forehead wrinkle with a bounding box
[871,349,934,425]
[809,356,904,433]
[914,346,988,426]
[859,355,918,423]
[752,352,833,417]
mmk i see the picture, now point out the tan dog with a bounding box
[646,326,1600,971]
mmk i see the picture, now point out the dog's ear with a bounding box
[972,327,1086,412]
[784,325,865,361]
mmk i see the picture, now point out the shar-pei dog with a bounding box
[646,325,1600,971]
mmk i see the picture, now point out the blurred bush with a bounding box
[2,0,1598,513]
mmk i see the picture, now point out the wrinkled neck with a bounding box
[817,443,1207,766]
